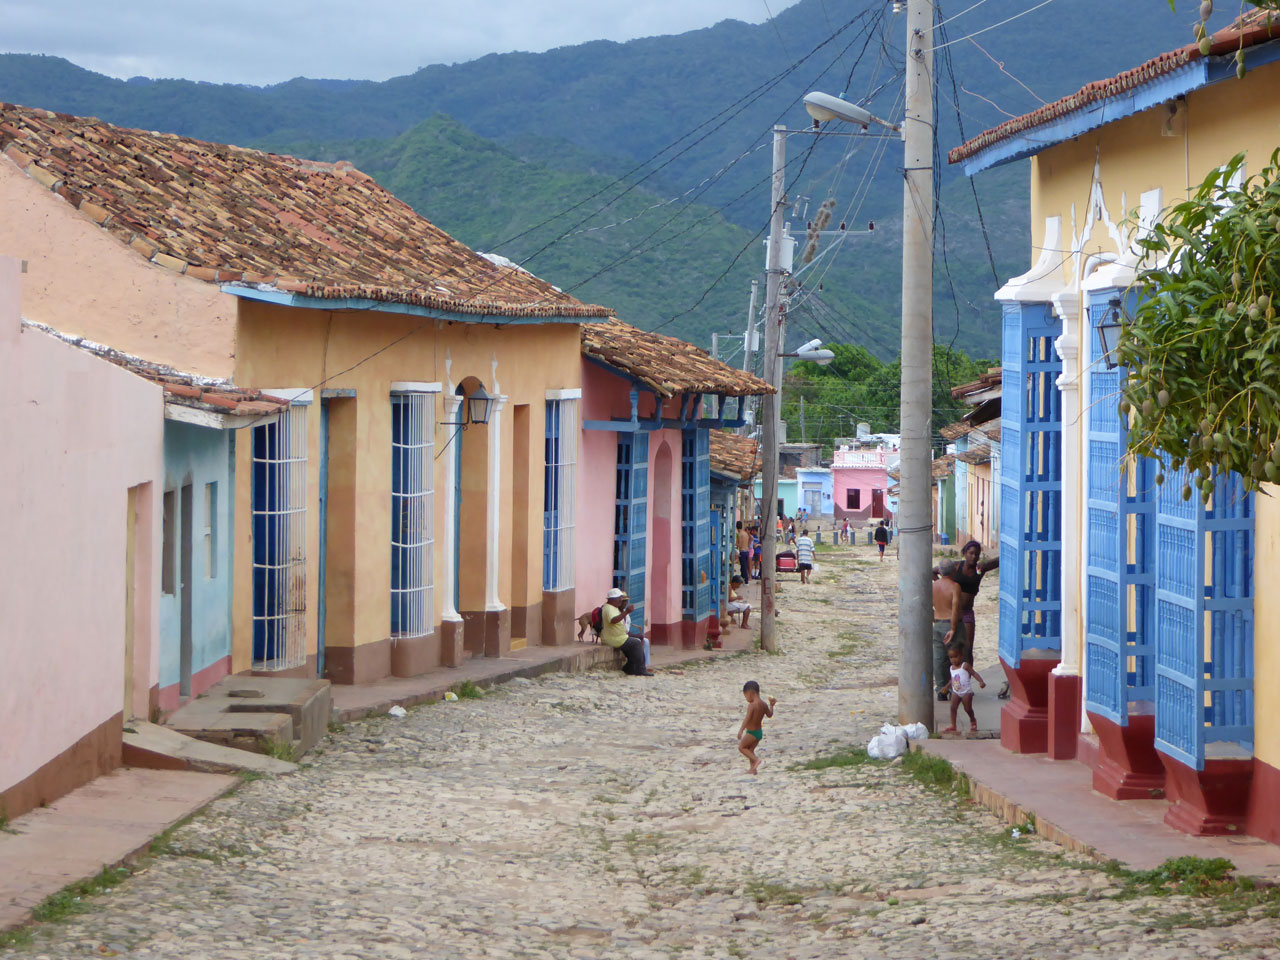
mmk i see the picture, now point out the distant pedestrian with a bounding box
[795,528,815,584]
[751,526,762,579]
[726,575,751,627]
[874,520,889,560]
[841,518,850,545]
[737,680,776,774]
[940,641,985,735]
[735,520,751,583]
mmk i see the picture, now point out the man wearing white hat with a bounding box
[601,587,652,676]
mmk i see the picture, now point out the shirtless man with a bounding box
[735,521,752,583]
[932,575,964,701]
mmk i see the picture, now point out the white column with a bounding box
[1053,327,1081,681]
[485,395,508,612]
[441,394,463,623]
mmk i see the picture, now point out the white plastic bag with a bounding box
[387,705,407,719]
[867,729,908,759]
[901,722,928,741]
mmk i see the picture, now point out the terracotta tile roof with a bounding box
[974,423,1002,444]
[950,11,1280,165]
[0,102,611,320]
[709,431,761,481]
[27,320,289,418]
[957,444,992,465]
[940,420,973,441]
[581,320,773,398]
[951,367,1002,401]
[932,453,957,479]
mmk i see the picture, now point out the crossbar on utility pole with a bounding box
[759,125,787,654]
[898,0,935,728]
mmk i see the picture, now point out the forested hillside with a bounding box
[0,0,1215,358]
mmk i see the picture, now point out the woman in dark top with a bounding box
[934,540,1000,699]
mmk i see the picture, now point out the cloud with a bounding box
[0,0,801,85]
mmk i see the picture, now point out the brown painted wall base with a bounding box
[391,632,440,678]
[1,711,122,821]
[541,589,575,647]
[999,653,1058,754]
[440,618,465,667]
[1088,711,1166,800]
[1160,753,1252,836]
[650,621,679,647]
[1246,756,1280,845]
[1046,672,1081,760]
[484,607,511,659]
[324,641,390,686]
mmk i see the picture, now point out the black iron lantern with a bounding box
[1097,297,1125,370]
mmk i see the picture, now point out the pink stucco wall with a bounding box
[832,465,890,518]
[0,159,238,378]
[0,257,164,795]
[574,360,686,633]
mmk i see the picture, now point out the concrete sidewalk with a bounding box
[916,737,1280,879]
[0,767,237,931]
[330,624,758,722]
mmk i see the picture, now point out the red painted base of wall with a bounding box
[999,655,1058,754]
[157,656,233,714]
[1245,757,1280,845]
[1046,672,1081,761]
[650,621,679,646]
[680,617,714,649]
[1160,753,1253,836]
[1088,712,1166,800]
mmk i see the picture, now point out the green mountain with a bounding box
[0,0,1214,358]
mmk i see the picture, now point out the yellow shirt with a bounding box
[599,603,628,648]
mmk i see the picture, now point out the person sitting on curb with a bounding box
[600,587,652,676]
[727,576,752,628]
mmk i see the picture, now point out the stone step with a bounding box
[163,675,332,757]
[122,722,296,776]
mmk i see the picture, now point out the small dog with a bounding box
[576,610,601,643]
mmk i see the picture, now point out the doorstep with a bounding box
[914,737,1280,879]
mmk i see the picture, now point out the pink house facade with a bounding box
[0,256,164,820]
[576,322,771,649]
[831,441,895,524]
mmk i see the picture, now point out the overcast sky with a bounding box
[2,0,804,86]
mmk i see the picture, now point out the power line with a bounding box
[926,0,1059,52]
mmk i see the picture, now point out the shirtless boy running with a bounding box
[738,680,776,774]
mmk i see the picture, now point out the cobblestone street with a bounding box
[6,546,1280,960]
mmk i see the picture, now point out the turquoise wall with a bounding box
[753,477,801,519]
[158,420,236,693]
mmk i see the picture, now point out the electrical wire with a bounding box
[926,0,1059,52]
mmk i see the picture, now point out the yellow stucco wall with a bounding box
[229,301,581,671]
[1021,57,1280,763]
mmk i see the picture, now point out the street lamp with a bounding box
[803,92,901,134]
[1097,298,1125,370]
[782,338,835,365]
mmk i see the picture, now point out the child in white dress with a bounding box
[940,640,985,734]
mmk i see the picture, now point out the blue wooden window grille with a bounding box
[681,429,712,620]
[997,302,1063,668]
[1153,466,1254,770]
[1084,290,1158,725]
[613,432,649,628]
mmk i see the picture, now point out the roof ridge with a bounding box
[949,10,1280,166]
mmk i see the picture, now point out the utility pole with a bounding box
[759,125,787,654]
[898,0,935,728]
[799,394,806,443]
[711,332,719,362]
[740,280,759,437]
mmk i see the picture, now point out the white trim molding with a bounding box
[545,388,583,401]
[390,381,442,394]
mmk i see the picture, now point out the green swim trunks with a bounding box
[745,729,762,741]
